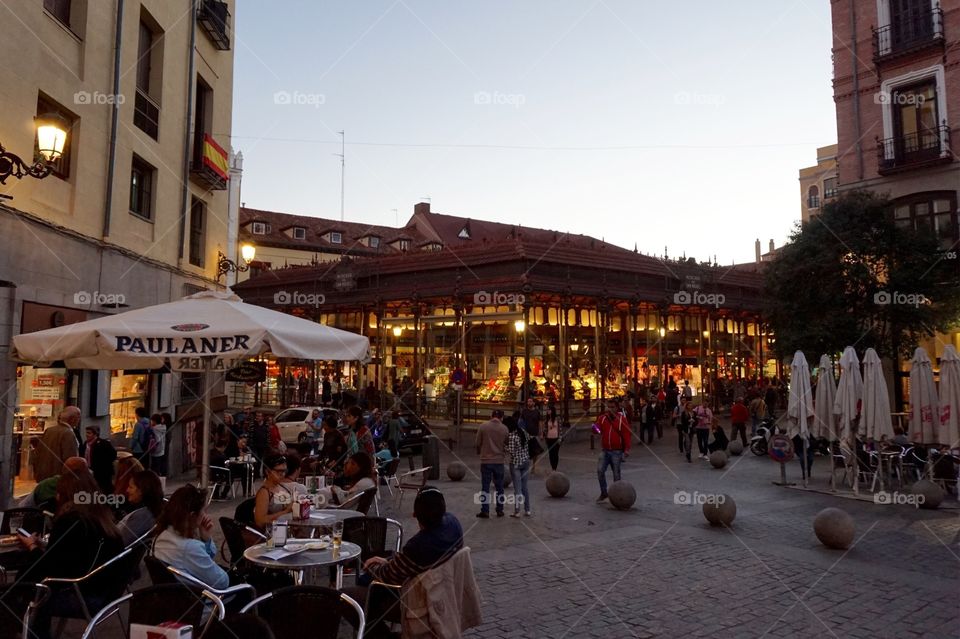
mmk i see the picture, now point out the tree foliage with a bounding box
[763,191,960,363]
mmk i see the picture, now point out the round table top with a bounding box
[276,509,363,528]
[243,539,361,569]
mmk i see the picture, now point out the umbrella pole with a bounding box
[802,437,808,488]
[200,368,213,491]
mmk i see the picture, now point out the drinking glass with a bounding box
[332,520,343,550]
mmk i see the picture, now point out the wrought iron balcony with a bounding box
[876,124,952,174]
[873,7,944,62]
[197,0,231,51]
[190,133,229,190]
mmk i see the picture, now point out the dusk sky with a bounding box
[231,0,836,265]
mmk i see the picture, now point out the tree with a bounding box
[763,191,960,366]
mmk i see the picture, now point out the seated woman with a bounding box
[376,440,398,467]
[117,470,164,545]
[113,453,145,517]
[153,484,229,590]
[316,452,376,508]
[707,421,729,454]
[17,468,124,639]
[253,453,296,530]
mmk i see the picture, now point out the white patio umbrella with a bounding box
[10,290,370,488]
[833,346,863,442]
[939,345,960,448]
[813,354,837,441]
[861,348,894,442]
[908,347,939,445]
[787,351,814,485]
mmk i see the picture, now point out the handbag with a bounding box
[525,430,544,458]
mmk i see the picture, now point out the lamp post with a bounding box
[0,114,69,192]
[217,242,256,282]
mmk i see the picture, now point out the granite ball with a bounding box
[702,494,736,527]
[545,472,570,498]
[709,451,728,469]
[446,461,467,481]
[608,480,636,510]
[728,440,744,456]
[911,480,945,510]
[813,507,855,550]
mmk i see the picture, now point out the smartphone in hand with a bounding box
[16,528,31,538]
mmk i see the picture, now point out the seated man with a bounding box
[347,487,464,637]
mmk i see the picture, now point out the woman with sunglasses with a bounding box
[253,452,296,529]
[153,484,228,589]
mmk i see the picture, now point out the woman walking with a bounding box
[542,406,562,471]
[504,416,532,517]
[693,400,713,460]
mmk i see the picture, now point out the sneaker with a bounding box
[496,511,505,518]
[524,511,533,517]
[596,494,608,503]
[476,512,489,519]
[510,512,520,518]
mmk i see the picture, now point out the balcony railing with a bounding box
[873,7,944,62]
[876,124,952,174]
[190,133,229,190]
[133,89,159,139]
[197,0,231,50]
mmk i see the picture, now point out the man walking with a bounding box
[475,409,508,518]
[34,406,80,482]
[595,401,630,502]
[80,425,117,494]
[729,397,749,447]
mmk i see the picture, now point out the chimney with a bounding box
[755,239,761,263]
[768,239,775,253]
[414,201,430,216]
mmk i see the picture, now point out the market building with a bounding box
[0,0,237,504]
[233,203,773,422]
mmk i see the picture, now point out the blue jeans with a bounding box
[480,463,505,514]
[511,461,531,514]
[597,450,623,495]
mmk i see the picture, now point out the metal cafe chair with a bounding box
[0,581,50,639]
[395,466,432,510]
[241,585,364,639]
[80,583,225,639]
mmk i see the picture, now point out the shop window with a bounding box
[548,308,558,326]
[580,309,589,327]
[535,307,544,325]
[567,309,577,326]
[109,371,148,435]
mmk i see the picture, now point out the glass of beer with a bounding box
[332,520,343,551]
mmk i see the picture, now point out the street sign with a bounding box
[769,433,795,463]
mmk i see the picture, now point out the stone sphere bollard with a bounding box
[608,480,636,510]
[545,472,570,498]
[702,494,736,527]
[813,507,855,549]
[709,451,728,469]
[910,480,945,509]
[728,440,744,456]
[446,461,467,482]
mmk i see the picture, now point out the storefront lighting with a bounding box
[703,330,710,338]
[570,343,579,351]
[0,113,68,188]
[514,320,525,333]
[659,327,666,337]
[392,326,402,337]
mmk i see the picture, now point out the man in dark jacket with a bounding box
[80,425,117,494]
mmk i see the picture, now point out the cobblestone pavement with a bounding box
[191,425,959,639]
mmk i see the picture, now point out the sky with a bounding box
[230,0,837,265]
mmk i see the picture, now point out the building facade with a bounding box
[798,144,839,223]
[0,0,236,505]
[830,0,960,400]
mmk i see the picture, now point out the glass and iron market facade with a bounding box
[234,236,772,420]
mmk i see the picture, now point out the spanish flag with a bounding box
[202,134,229,181]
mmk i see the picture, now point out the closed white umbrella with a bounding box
[11,290,370,488]
[833,346,863,441]
[787,351,815,485]
[939,345,960,448]
[814,354,837,440]
[861,348,894,442]
[909,347,939,445]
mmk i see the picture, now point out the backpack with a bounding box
[521,429,543,458]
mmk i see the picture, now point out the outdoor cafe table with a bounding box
[244,539,362,588]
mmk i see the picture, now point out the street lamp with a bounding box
[514,319,525,333]
[217,242,256,281]
[0,114,69,188]
[392,326,402,337]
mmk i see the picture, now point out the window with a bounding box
[368,236,380,248]
[248,260,271,278]
[189,197,206,267]
[129,155,155,220]
[807,185,820,209]
[878,67,949,172]
[823,177,838,198]
[43,0,71,26]
[35,95,75,180]
[892,192,957,251]
[134,14,162,139]
[422,242,443,251]
[252,222,267,235]
[329,232,342,244]
[893,81,939,152]
[293,227,306,240]
[395,239,410,251]
[890,0,938,51]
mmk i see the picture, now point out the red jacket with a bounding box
[596,411,631,452]
[730,402,750,424]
